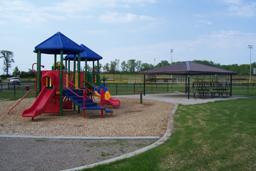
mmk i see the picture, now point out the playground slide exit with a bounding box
[22,87,55,118]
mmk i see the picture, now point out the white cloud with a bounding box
[194,19,213,27]
[99,12,154,23]
[102,30,256,64]
[223,0,256,17]
[0,0,157,24]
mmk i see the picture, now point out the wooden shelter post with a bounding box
[230,74,233,96]
[184,75,188,93]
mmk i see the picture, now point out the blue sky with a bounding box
[0,0,256,73]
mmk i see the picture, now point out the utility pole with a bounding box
[248,45,253,83]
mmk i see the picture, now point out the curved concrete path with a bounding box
[0,137,155,171]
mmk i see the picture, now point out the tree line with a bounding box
[102,59,169,73]
[1,50,255,78]
[102,59,256,75]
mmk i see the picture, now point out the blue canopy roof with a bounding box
[34,32,83,54]
[65,44,103,61]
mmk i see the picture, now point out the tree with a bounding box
[13,66,20,76]
[135,60,142,72]
[110,59,120,73]
[141,63,154,71]
[0,50,14,76]
[52,61,65,70]
[127,59,136,72]
[121,61,128,72]
[98,63,103,72]
[156,60,170,68]
[20,69,34,78]
[193,60,220,67]
[103,63,110,72]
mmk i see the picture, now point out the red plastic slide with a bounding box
[22,87,55,118]
[106,98,120,108]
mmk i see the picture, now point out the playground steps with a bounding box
[63,89,112,114]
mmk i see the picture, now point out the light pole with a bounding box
[170,49,173,64]
[248,45,253,83]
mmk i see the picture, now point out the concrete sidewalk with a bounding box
[0,137,154,171]
[117,93,242,105]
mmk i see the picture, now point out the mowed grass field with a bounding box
[85,98,256,171]
[0,89,36,100]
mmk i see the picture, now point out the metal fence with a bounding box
[0,81,256,100]
[0,82,34,91]
[105,82,256,96]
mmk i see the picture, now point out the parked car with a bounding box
[9,77,21,85]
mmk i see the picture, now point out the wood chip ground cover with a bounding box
[0,98,172,136]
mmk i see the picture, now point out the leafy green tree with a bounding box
[13,66,20,76]
[110,59,119,73]
[156,60,170,68]
[52,61,65,70]
[20,69,34,78]
[0,50,14,76]
[127,59,136,72]
[121,61,128,72]
[193,60,220,67]
[141,63,154,71]
[103,63,110,72]
[135,60,142,72]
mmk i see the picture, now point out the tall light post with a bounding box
[248,45,253,83]
[170,49,174,64]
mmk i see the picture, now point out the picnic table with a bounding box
[192,81,230,98]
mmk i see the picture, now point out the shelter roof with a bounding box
[143,61,236,75]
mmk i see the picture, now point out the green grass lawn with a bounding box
[106,83,185,95]
[85,98,256,171]
[0,89,35,100]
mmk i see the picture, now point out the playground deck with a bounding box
[0,98,172,137]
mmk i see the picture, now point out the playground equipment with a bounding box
[94,85,120,108]
[22,32,120,120]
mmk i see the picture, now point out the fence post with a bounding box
[115,83,118,95]
[133,83,136,94]
[140,92,143,104]
[13,83,16,97]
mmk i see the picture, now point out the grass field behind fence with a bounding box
[85,98,256,171]
[1,82,256,100]
[0,89,36,100]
